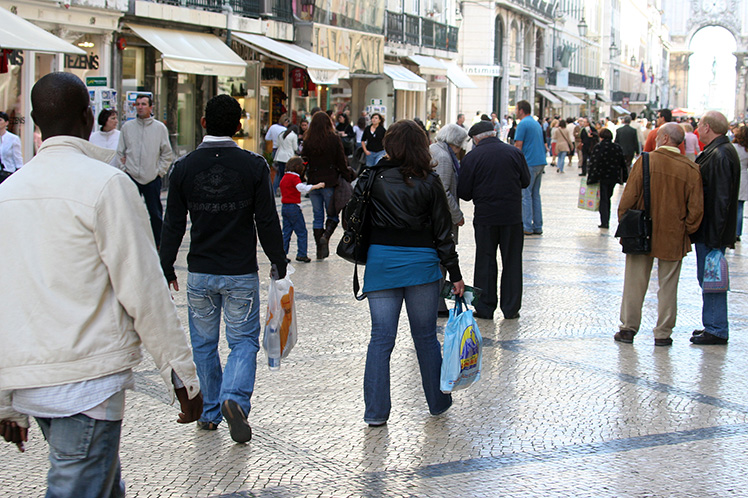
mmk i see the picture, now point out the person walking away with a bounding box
[614,115,640,173]
[553,120,574,173]
[614,123,703,346]
[280,156,324,263]
[548,119,559,166]
[348,119,464,426]
[732,126,748,241]
[430,123,468,316]
[690,111,741,345]
[0,72,202,495]
[353,116,366,151]
[160,94,288,442]
[272,124,299,196]
[458,120,530,320]
[682,123,702,161]
[116,94,173,247]
[586,128,627,229]
[264,113,289,159]
[303,111,354,259]
[361,113,386,167]
[513,100,546,235]
[578,117,599,176]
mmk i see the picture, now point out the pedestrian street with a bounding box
[2,158,747,497]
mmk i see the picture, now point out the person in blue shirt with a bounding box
[514,100,547,235]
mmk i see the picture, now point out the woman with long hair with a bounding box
[303,111,353,258]
[361,113,386,166]
[348,119,464,426]
[732,125,748,241]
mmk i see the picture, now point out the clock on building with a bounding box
[704,0,727,13]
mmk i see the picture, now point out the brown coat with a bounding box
[618,148,704,261]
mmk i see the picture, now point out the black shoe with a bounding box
[598,224,609,229]
[504,313,520,319]
[533,230,543,235]
[473,311,494,320]
[692,329,705,337]
[437,309,450,318]
[221,400,252,443]
[196,421,218,431]
[690,331,728,345]
[578,172,586,176]
[285,257,291,263]
[614,329,636,343]
[654,338,673,347]
[295,256,312,263]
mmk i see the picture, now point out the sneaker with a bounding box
[196,421,218,431]
[295,256,312,263]
[221,400,252,443]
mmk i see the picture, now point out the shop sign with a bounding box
[65,53,99,70]
[463,65,502,76]
[508,62,521,76]
[86,77,107,87]
[313,24,383,74]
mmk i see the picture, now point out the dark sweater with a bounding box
[160,139,287,281]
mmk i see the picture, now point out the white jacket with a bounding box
[0,136,199,424]
[274,131,298,163]
[116,116,173,184]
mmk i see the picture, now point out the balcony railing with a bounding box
[230,0,260,17]
[385,11,458,53]
[546,69,603,91]
[157,0,289,22]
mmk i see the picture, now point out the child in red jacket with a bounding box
[280,156,325,262]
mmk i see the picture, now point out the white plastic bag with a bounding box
[262,265,297,370]
[440,297,482,393]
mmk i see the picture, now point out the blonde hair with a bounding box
[680,123,693,133]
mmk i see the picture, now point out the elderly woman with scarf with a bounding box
[430,123,468,316]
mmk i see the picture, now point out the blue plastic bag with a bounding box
[703,249,729,293]
[440,298,483,393]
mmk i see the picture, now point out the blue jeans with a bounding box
[364,281,452,424]
[309,186,337,229]
[695,243,729,338]
[282,203,308,257]
[187,272,260,424]
[366,150,385,167]
[557,151,568,172]
[272,161,286,195]
[522,164,544,233]
[737,200,744,237]
[36,414,125,498]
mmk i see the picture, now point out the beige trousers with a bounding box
[619,254,683,339]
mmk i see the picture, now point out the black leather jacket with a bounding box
[692,135,740,248]
[352,159,462,282]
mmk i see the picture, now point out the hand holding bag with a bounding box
[615,152,652,254]
[440,297,483,393]
[703,249,729,293]
[578,179,600,211]
[262,265,297,369]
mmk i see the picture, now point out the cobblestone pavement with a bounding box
[2,158,748,497]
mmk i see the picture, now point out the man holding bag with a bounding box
[160,95,288,443]
[614,123,703,346]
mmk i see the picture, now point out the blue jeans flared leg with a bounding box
[522,165,544,233]
[695,243,729,338]
[557,151,567,172]
[272,161,286,194]
[366,150,385,167]
[187,272,260,423]
[36,414,125,498]
[309,186,336,229]
[364,281,451,424]
[282,204,308,258]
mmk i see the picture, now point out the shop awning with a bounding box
[383,64,427,92]
[0,7,84,54]
[537,89,561,104]
[596,92,611,103]
[232,32,349,85]
[445,63,477,89]
[553,91,585,105]
[611,105,630,114]
[407,55,447,75]
[127,24,246,77]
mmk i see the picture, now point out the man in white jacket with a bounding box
[0,72,202,496]
[116,93,173,247]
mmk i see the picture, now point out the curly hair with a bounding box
[383,120,433,184]
[734,125,748,149]
[302,111,339,157]
[205,94,241,137]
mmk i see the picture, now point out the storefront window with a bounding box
[177,73,195,153]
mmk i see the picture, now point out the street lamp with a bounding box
[630,56,637,67]
[609,41,620,59]
[578,17,588,38]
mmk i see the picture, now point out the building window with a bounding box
[494,15,503,65]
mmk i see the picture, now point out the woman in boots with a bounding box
[302,111,353,259]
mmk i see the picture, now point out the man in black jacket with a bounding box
[690,110,740,345]
[579,117,599,176]
[458,121,531,320]
[160,95,288,442]
[614,115,641,172]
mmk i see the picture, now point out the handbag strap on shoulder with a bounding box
[642,152,651,217]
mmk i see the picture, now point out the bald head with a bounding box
[31,72,93,141]
[656,122,685,147]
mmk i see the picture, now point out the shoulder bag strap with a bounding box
[642,152,651,217]
[353,168,378,301]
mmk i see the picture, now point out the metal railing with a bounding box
[155,0,289,21]
[386,11,404,43]
[404,14,420,46]
[546,69,604,91]
[385,11,457,52]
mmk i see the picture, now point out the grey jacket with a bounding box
[116,116,173,184]
[430,141,463,224]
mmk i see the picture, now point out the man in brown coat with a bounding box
[614,123,704,346]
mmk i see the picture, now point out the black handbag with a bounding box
[615,152,651,254]
[0,159,11,184]
[336,167,377,300]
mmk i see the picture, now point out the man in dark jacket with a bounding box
[160,95,288,442]
[458,121,531,320]
[579,117,599,176]
[614,115,641,171]
[690,110,740,345]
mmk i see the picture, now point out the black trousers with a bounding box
[131,175,163,247]
[473,223,523,318]
[598,181,617,228]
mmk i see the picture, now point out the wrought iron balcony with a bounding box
[547,69,604,91]
[385,11,458,53]
[404,14,420,46]
[386,10,404,43]
[157,0,290,22]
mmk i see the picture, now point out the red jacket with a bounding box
[280,172,302,204]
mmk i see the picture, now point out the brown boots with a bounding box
[315,220,339,260]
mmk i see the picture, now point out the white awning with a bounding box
[612,105,630,114]
[127,24,246,77]
[553,91,585,105]
[585,90,597,98]
[596,92,611,103]
[0,7,84,54]
[537,89,561,105]
[407,55,447,75]
[445,63,477,89]
[232,32,349,85]
[383,64,427,92]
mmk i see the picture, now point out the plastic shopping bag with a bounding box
[578,179,600,211]
[703,249,729,293]
[440,297,483,393]
[262,265,297,370]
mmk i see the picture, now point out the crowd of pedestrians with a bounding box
[0,71,746,497]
